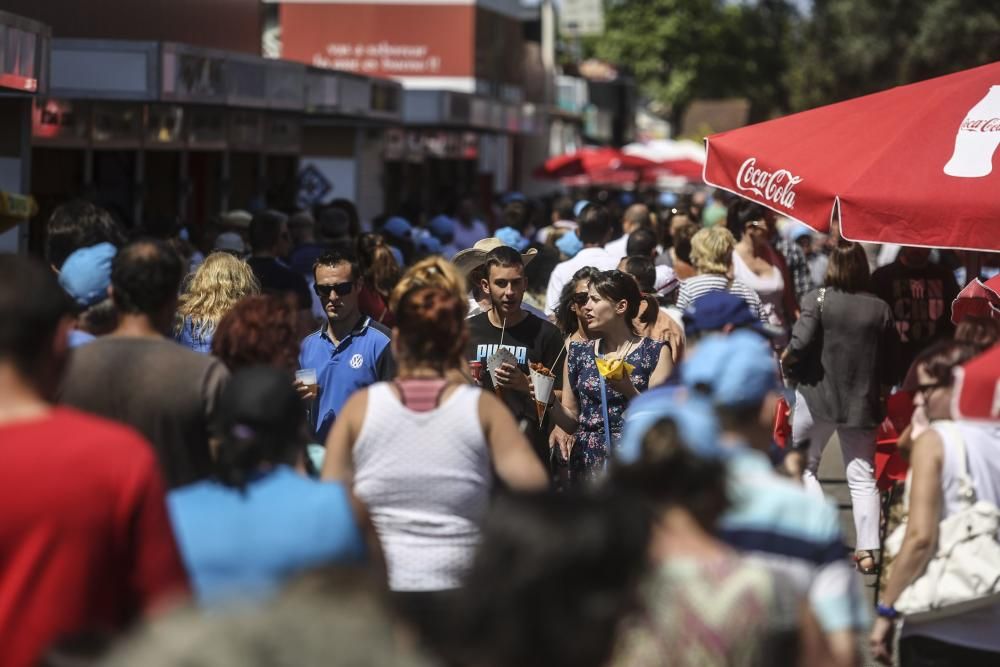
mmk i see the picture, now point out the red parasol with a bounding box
[951,278,1000,324]
[953,343,1000,420]
[703,61,1000,251]
[535,146,658,180]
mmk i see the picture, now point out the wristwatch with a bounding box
[875,602,899,619]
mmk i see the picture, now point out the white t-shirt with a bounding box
[544,247,620,316]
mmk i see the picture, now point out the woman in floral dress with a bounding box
[546,270,673,485]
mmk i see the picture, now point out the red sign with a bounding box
[0,73,37,92]
[280,3,475,79]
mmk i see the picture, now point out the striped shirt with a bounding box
[720,449,869,633]
[676,274,765,321]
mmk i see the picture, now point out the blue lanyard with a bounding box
[594,343,613,465]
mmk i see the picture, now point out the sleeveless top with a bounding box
[900,420,1000,650]
[733,252,786,329]
[352,382,492,592]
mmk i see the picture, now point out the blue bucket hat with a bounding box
[618,385,725,463]
[58,242,117,308]
[573,200,591,218]
[680,330,784,408]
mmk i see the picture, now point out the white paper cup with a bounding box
[295,368,318,386]
[530,368,556,406]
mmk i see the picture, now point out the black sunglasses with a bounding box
[914,381,946,397]
[314,282,354,298]
[571,292,590,306]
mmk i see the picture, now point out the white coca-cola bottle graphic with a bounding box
[944,86,1000,178]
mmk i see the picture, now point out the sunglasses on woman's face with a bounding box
[571,292,590,306]
[314,282,354,298]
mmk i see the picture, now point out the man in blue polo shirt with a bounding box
[299,249,395,442]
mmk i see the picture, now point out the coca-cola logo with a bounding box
[959,118,1000,132]
[735,157,803,209]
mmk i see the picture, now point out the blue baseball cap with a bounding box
[495,226,530,252]
[682,291,781,339]
[428,215,456,243]
[556,231,583,258]
[658,191,678,208]
[617,385,725,463]
[789,224,813,242]
[415,231,443,255]
[573,200,591,218]
[58,242,117,308]
[680,330,784,408]
[501,191,527,205]
[382,216,412,240]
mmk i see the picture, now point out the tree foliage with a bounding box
[588,0,796,124]
[587,0,1000,123]
[788,0,1000,111]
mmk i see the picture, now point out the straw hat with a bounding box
[452,237,538,276]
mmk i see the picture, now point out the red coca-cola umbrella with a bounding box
[703,61,1000,251]
[953,343,1000,420]
[535,147,658,180]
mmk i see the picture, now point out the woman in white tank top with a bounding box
[871,342,1000,665]
[323,286,547,595]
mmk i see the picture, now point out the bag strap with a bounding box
[906,422,977,511]
[592,342,613,467]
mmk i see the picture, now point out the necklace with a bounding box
[602,336,637,361]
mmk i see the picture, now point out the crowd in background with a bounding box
[0,185,998,667]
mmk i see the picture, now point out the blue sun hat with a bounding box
[495,226,530,252]
[681,330,785,408]
[617,385,724,463]
[573,200,592,218]
[556,231,583,258]
[58,242,117,307]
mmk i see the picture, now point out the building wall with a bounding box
[2,0,262,54]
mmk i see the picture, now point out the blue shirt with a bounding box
[299,316,395,441]
[167,466,366,606]
[174,317,213,354]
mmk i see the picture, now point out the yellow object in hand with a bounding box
[596,357,635,380]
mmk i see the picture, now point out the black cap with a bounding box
[217,366,305,443]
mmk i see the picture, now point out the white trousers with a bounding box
[793,390,880,551]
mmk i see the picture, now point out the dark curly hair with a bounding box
[211,295,300,373]
[110,240,183,316]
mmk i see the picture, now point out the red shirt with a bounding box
[0,408,189,666]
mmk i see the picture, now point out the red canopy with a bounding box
[951,278,1000,324]
[703,61,1000,251]
[953,344,1000,421]
[535,147,658,180]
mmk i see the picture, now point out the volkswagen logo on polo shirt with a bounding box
[350,353,364,369]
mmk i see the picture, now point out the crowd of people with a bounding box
[0,187,998,667]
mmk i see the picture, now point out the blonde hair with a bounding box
[690,227,736,275]
[389,257,467,315]
[176,252,260,337]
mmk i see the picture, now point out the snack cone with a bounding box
[535,400,548,425]
[486,347,517,389]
